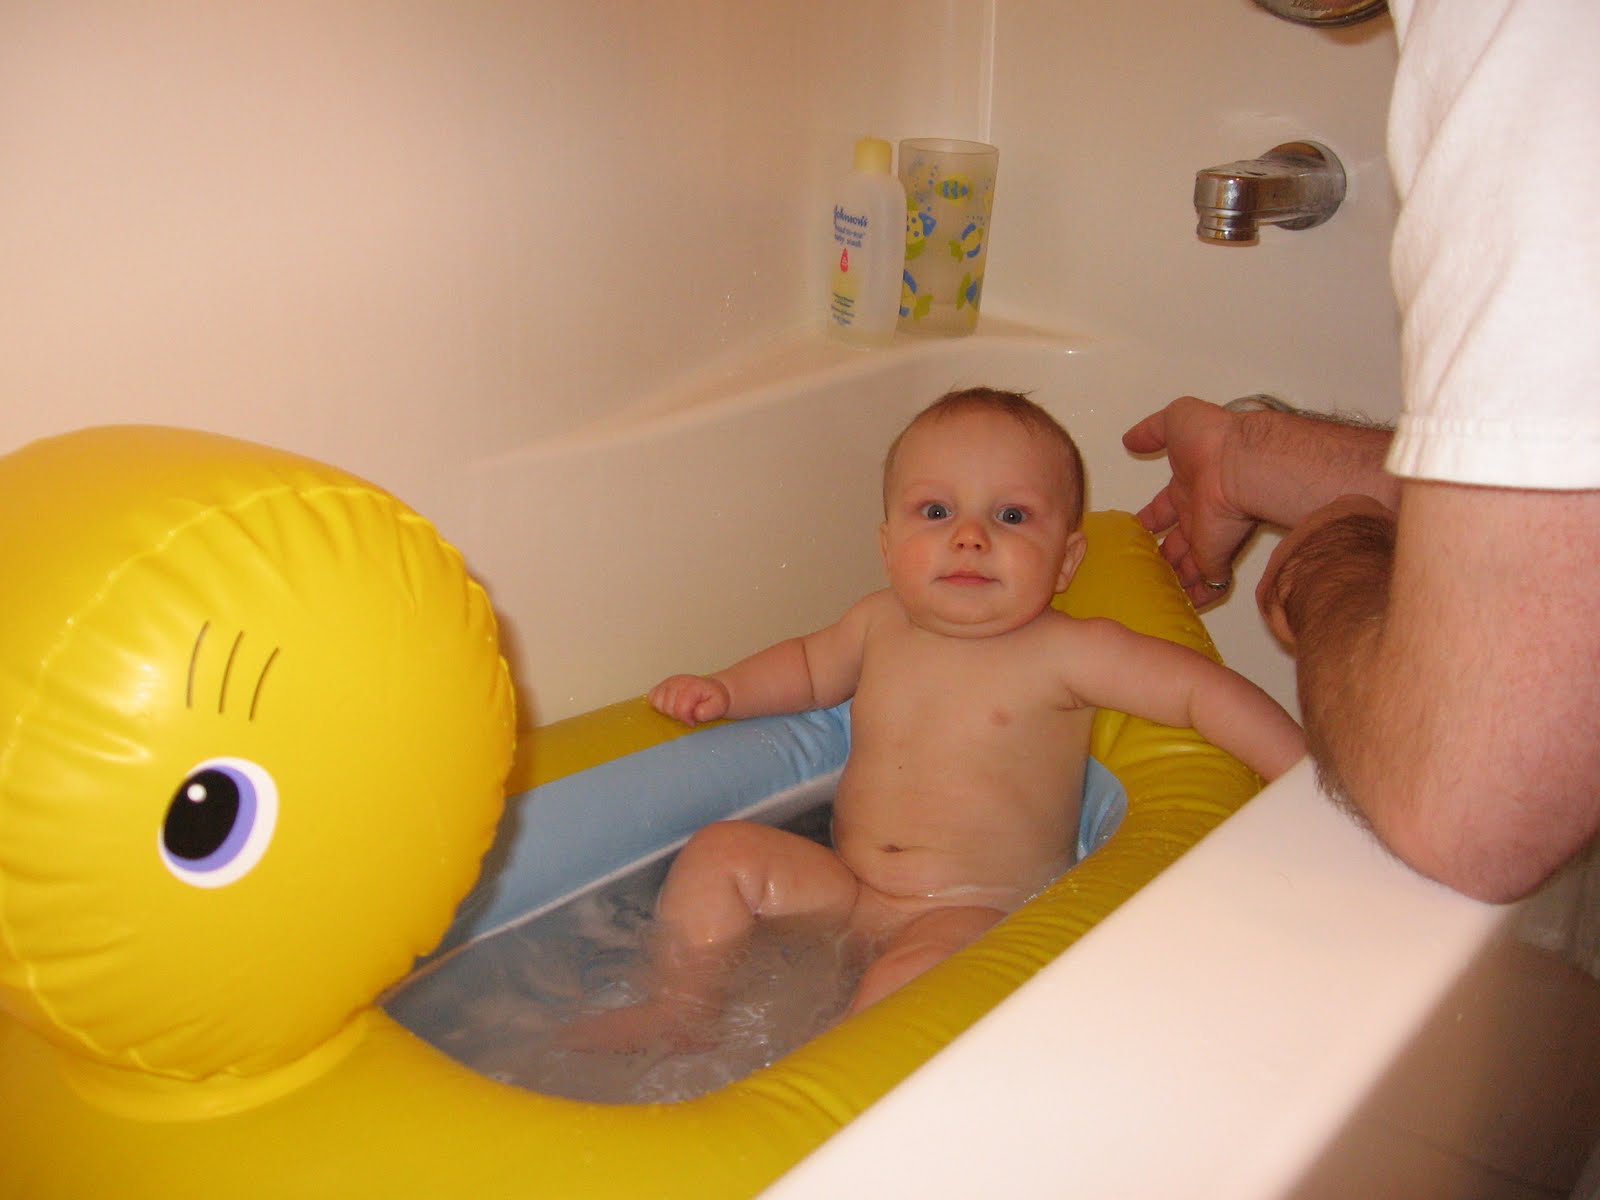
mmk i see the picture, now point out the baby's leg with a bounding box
[653,819,862,995]
[847,905,1005,1016]
[561,820,860,1051]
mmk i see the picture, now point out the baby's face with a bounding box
[880,408,1085,638]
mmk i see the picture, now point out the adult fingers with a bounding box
[1256,535,1298,647]
[1136,485,1179,535]
[1121,407,1169,455]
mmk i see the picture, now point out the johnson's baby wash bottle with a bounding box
[826,137,905,346]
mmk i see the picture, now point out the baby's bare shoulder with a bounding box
[1036,608,1132,645]
[845,588,907,631]
[1032,611,1171,687]
[852,588,899,614]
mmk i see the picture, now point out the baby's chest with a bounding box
[858,630,1083,719]
[854,676,1092,786]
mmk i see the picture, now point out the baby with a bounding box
[576,388,1304,1048]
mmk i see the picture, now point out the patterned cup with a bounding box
[898,138,999,336]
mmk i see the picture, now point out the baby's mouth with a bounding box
[939,570,995,586]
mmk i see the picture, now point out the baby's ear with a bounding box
[1055,531,1089,593]
[878,520,890,565]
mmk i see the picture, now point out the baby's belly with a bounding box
[828,746,1086,909]
[832,821,1072,911]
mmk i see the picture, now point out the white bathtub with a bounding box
[458,326,1597,1197]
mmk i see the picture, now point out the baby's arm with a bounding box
[1066,617,1306,780]
[648,593,881,727]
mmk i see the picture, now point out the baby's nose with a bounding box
[951,518,988,550]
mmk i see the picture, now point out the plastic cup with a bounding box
[897,138,999,336]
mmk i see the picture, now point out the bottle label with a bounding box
[833,204,870,251]
[830,206,872,327]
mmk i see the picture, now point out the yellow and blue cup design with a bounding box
[898,138,999,336]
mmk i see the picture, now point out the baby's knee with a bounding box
[849,906,1005,1015]
[849,941,950,1014]
[662,820,785,920]
[676,820,764,870]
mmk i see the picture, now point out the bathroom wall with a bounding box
[0,0,1399,720]
[983,1,1401,708]
[0,1,987,526]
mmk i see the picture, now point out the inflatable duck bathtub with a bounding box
[0,426,1260,1198]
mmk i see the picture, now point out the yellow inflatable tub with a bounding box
[0,426,1258,1199]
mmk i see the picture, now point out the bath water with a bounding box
[386,803,861,1104]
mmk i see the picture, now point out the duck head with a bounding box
[0,427,515,1093]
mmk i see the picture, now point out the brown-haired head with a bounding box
[882,388,1086,527]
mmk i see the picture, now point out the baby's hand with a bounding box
[648,674,731,726]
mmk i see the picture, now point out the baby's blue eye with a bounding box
[160,757,279,888]
[997,506,1027,525]
[920,502,950,520]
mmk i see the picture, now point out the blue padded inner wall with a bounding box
[435,701,1125,956]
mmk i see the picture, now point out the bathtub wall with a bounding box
[0,1,1399,721]
[0,3,986,506]
[987,5,1400,709]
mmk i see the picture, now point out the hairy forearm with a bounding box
[1231,408,1401,529]
[1276,512,1398,815]
[1268,485,1600,903]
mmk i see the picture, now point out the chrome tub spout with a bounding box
[1193,141,1346,244]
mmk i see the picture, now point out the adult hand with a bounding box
[1122,397,1258,607]
[1257,494,1397,650]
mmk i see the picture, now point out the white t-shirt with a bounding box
[1385,0,1600,490]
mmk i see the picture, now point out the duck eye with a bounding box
[998,506,1027,524]
[920,502,950,520]
[160,757,278,888]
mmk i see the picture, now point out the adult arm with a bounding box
[1260,482,1600,903]
[1123,397,1400,607]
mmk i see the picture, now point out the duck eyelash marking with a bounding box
[218,632,245,714]
[187,622,210,710]
[249,648,280,722]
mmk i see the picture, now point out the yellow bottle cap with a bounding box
[854,136,892,175]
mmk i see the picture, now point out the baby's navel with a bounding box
[879,842,905,854]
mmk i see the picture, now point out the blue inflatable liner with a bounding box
[435,701,1126,956]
